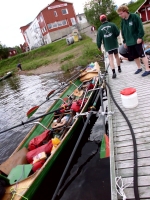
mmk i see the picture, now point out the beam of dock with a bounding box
[107,58,150,199]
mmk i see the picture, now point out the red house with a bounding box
[20,0,77,50]
[8,48,17,57]
[137,0,150,22]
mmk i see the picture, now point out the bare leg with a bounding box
[141,56,150,71]
[134,58,142,69]
[108,54,115,69]
[114,53,120,66]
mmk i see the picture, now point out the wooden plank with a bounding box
[116,166,150,177]
[116,158,150,168]
[108,58,150,199]
[115,149,150,161]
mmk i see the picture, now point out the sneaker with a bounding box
[118,68,122,73]
[112,73,116,79]
[141,71,150,77]
[134,68,142,74]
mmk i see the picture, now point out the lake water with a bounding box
[0,71,111,199]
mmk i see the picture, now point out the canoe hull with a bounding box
[1,64,100,200]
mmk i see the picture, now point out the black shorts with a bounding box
[108,49,118,55]
[127,43,145,59]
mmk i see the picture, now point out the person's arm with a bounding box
[135,14,144,43]
[121,21,126,44]
[113,23,120,37]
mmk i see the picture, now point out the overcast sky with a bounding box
[0,0,129,47]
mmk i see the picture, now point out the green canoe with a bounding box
[0,63,100,200]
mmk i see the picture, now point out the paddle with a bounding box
[27,90,55,118]
[51,87,101,200]
[0,107,64,134]
[26,67,87,118]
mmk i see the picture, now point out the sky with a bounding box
[0,0,130,47]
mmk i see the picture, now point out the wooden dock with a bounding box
[106,57,150,199]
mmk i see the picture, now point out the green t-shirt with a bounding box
[121,13,144,46]
[97,21,120,52]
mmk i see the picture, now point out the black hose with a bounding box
[105,81,139,200]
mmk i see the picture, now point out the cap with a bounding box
[100,14,107,21]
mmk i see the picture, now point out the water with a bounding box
[0,72,111,199]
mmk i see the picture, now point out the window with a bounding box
[13,51,16,54]
[48,20,67,29]
[58,21,63,27]
[70,18,76,25]
[54,11,58,17]
[62,8,68,15]
[62,20,67,25]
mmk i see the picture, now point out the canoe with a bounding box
[0,62,100,200]
[0,71,13,81]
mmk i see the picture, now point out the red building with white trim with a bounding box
[20,0,77,50]
[137,0,150,22]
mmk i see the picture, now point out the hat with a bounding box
[100,14,106,21]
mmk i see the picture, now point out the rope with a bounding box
[10,187,28,200]
[115,176,133,200]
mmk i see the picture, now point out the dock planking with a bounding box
[106,58,150,199]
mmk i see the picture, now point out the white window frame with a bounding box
[62,8,68,15]
[70,18,76,25]
[54,11,58,17]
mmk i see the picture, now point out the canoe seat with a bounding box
[0,147,28,175]
[0,164,32,185]
[8,164,32,185]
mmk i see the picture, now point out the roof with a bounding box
[136,0,147,12]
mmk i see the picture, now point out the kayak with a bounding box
[0,71,13,81]
[0,62,100,200]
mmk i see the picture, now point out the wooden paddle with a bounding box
[26,68,87,118]
[27,90,55,118]
[0,107,64,134]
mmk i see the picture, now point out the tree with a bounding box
[0,44,9,59]
[84,0,116,29]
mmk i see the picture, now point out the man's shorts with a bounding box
[108,49,118,55]
[127,43,145,59]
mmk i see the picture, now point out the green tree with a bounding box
[0,44,9,59]
[15,45,22,54]
[84,0,116,29]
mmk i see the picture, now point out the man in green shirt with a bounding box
[97,14,121,79]
[117,5,150,77]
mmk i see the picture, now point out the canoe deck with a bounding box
[107,58,150,199]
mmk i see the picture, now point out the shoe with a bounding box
[112,73,116,79]
[134,68,142,74]
[141,71,150,77]
[120,57,123,63]
[118,68,122,73]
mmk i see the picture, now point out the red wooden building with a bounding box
[137,0,150,22]
[20,0,77,50]
[8,48,17,57]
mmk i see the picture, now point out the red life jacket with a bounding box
[26,140,53,163]
[28,130,51,151]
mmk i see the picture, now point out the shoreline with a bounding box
[17,62,61,76]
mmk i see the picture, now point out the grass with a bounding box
[0,34,103,75]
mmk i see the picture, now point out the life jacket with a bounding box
[26,140,53,163]
[32,160,45,172]
[71,98,87,112]
[28,130,51,151]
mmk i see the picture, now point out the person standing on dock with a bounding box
[117,5,150,77]
[97,14,121,79]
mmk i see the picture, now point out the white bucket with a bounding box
[120,88,138,108]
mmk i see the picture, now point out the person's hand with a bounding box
[137,38,142,44]
[98,48,101,52]
[123,43,127,48]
